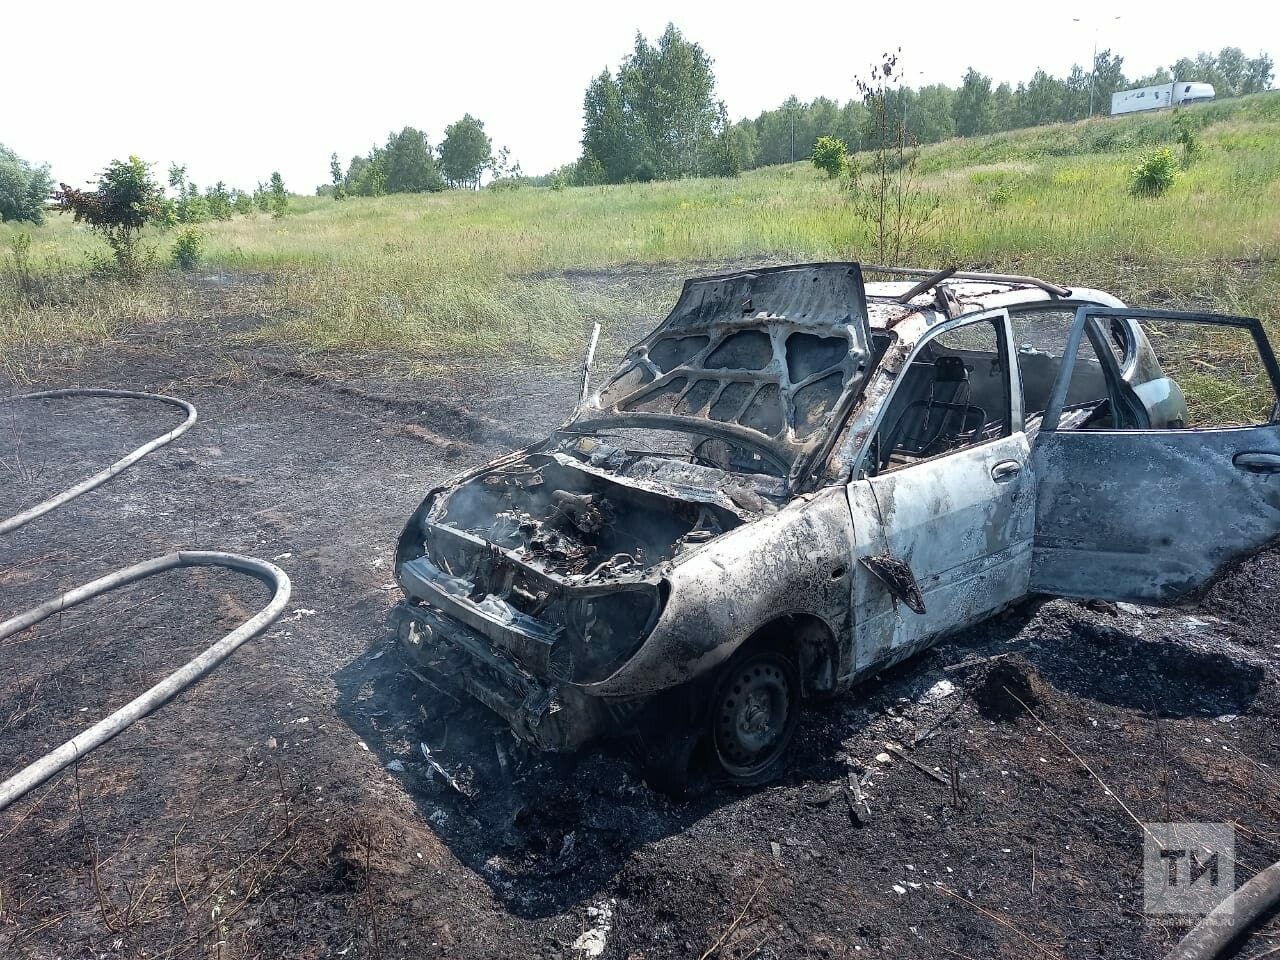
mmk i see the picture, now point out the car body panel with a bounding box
[1030,306,1280,601]
[849,431,1035,671]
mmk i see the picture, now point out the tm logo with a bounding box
[1143,823,1235,916]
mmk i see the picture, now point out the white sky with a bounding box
[4,0,1275,192]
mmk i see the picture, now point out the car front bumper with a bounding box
[389,600,635,752]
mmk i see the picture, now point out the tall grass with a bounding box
[2,92,1278,364]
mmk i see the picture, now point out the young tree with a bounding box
[1064,64,1091,120]
[384,127,445,193]
[55,156,164,277]
[727,118,760,170]
[911,84,956,143]
[205,181,233,220]
[848,52,938,265]
[1243,52,1275,94]
[1090,50,1127,114]
[438,115,493,189]
[330,152,346,200]
[620,24,722,179]
[577,24,731,183]
[1022,70,1067,126]
[990,82,1016,132]
[344,150,387,197]
[268,172,287,219]
[0,144,54,224]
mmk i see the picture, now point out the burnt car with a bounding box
[392,263,1280,786]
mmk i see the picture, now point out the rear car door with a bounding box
[1031,306,1280,601]
[847,309,1035,671]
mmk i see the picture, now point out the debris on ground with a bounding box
[963,653,1045,721]
[572,900,616,957]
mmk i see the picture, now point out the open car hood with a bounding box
[571,263,875,479]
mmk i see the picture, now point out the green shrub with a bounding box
[55,156,164,279]
[810,136,849,178]
[1129,146,1179,197]
[170,226,203,270]
[1174,112,1204,168]
[987,183,1014,207]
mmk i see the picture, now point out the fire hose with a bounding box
[0,389,198,535]
[0,390,291,813]
[1164,858,1280,960]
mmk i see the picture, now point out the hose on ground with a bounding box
[0,551,291,813]
[0,391,292,814]
[1164,858,1280,960]
[1,389,198,535]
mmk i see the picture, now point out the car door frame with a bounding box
[841,307,1036,678]
[1032,305,1280,601]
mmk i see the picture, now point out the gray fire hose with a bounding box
[0,391,292,813]
[1,389,198,535]
[1164,858,1280,960]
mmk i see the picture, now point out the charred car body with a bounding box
[393,263,1280,785]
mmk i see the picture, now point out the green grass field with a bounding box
[3,91,1279,372]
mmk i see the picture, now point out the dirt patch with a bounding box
[2,276,1279,959]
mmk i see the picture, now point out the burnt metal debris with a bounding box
[391,262,1280,786]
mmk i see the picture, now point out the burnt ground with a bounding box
[1,269,1279,960]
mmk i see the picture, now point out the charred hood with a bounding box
[572,263,875,481]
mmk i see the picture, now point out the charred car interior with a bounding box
[392,262,1280,788]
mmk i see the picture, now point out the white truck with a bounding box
[1111,81,1216,115]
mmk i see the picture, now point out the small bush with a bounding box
[811,136,849,178]
[987,183,1014,207]
[170,226,203,270]
[55,156,164,279]
[1129,147,1179,197]
[1174,112,1204,168]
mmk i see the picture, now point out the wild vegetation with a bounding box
[1,91,1278,376]
[729,45,1274,173]
[0,144,54,225]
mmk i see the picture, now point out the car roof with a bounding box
[864,280,1125,339]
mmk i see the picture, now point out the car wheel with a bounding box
[710,647,800,786]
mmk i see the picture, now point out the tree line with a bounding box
[323,114,520,198]
[1,34,1274,222]
[562,30,1273,184]
[728,46,1274,170]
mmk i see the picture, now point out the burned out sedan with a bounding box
[392,263,1280,786]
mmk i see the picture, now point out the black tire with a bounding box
[708,646,801,786]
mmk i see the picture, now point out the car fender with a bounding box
[582,484,856,698]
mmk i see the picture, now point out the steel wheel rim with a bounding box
[713,654,794,779]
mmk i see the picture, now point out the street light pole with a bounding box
[1073,15,1122,118]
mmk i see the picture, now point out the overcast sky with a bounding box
[4,0,1276,193]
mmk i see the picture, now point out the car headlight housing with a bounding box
[562,584,664,685]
